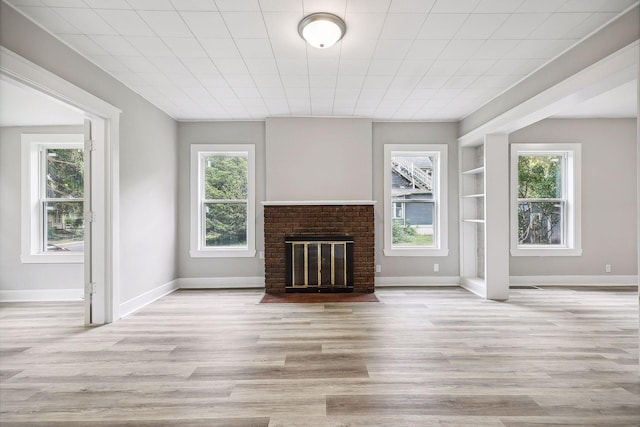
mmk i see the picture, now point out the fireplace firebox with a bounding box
[285,236,354,292]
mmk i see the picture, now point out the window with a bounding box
[21,134,84,263]
[383,144,448,257]
[510,143,581,256]
[190,144,256,258]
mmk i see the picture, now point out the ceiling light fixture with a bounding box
[298,13,346,49]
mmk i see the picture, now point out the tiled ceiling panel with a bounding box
[4,0,638,121]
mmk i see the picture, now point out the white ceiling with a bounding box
[0,78,85,126]
[552,79,637,118]
[4,0,639,121]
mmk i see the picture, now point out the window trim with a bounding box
[383,143,449,257]
[190,144,256,258]
[21,134,84,264]
[510,143,582,257]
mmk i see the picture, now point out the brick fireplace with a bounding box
[263,202,375,294]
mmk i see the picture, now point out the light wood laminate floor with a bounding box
[1,287,638,426]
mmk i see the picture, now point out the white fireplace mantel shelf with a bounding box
[262,200,377,206]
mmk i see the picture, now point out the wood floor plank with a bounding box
[268,415,506,426]
[0,418,270,426]
[0,287,638,425]
[500,416,640,427]
[326,393,548,416]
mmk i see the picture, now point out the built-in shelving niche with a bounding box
[460,144,486,291]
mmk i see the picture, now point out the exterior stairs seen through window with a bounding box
[391,158,432,191]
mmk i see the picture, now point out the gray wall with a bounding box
[178,120,460,281]
[265,117,373,201]
[117,106,177,302]
[177,121,266,279]
[1,3,179,303]
[374,122,460,278]
[509,118,638,276]
[0,126,83,291]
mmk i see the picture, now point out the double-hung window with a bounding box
[21,134,85,263]
[510,143,581,256]
[383,144,448,257]
[190,144,256,258]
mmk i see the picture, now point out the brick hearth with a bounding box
[264,204,375,294]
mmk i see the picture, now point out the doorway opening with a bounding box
[1,47,120,325]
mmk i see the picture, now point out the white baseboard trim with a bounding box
[510,275,639,286]
[0,288,83,302]
[119,280,179,319]
[376,276,460,287]
[460,277,486,298]
[178,276,265,289]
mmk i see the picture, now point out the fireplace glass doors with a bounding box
[285,237,354,292]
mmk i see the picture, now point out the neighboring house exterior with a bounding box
[391,156,434,231]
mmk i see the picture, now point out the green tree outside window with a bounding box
[517,154,564,245]
[204,155,248,247]
[44,148,84,252]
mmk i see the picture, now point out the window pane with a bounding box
[392,201,435,247]
[204,155,248,200]
[517,154,563,199]
[391,154,434,197]
[391,152,436,248]
[518,201,564,245]
[46,148,84,199]
[205,203,247,247]
[44,201,84,252]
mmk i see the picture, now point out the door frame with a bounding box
[1,47,121,324]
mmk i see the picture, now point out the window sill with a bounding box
[190,249,256,258]
[21,254,84,264]
[384,247,449,257]
[510,247,582,257]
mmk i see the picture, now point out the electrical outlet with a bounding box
[605,264,611,273]
[434,263,439,272]
[376,265,382,273]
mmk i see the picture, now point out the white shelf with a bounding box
[462,219,485,223]
[462,166,485,175]
[462,193,485,198]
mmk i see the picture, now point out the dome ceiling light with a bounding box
[298,13,346,49]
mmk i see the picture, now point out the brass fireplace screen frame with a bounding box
[285,236,354,292]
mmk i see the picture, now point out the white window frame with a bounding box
[21,134,84,264]
[383,144,449,257]
[190,144,256,258]
[510,143,582,257]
